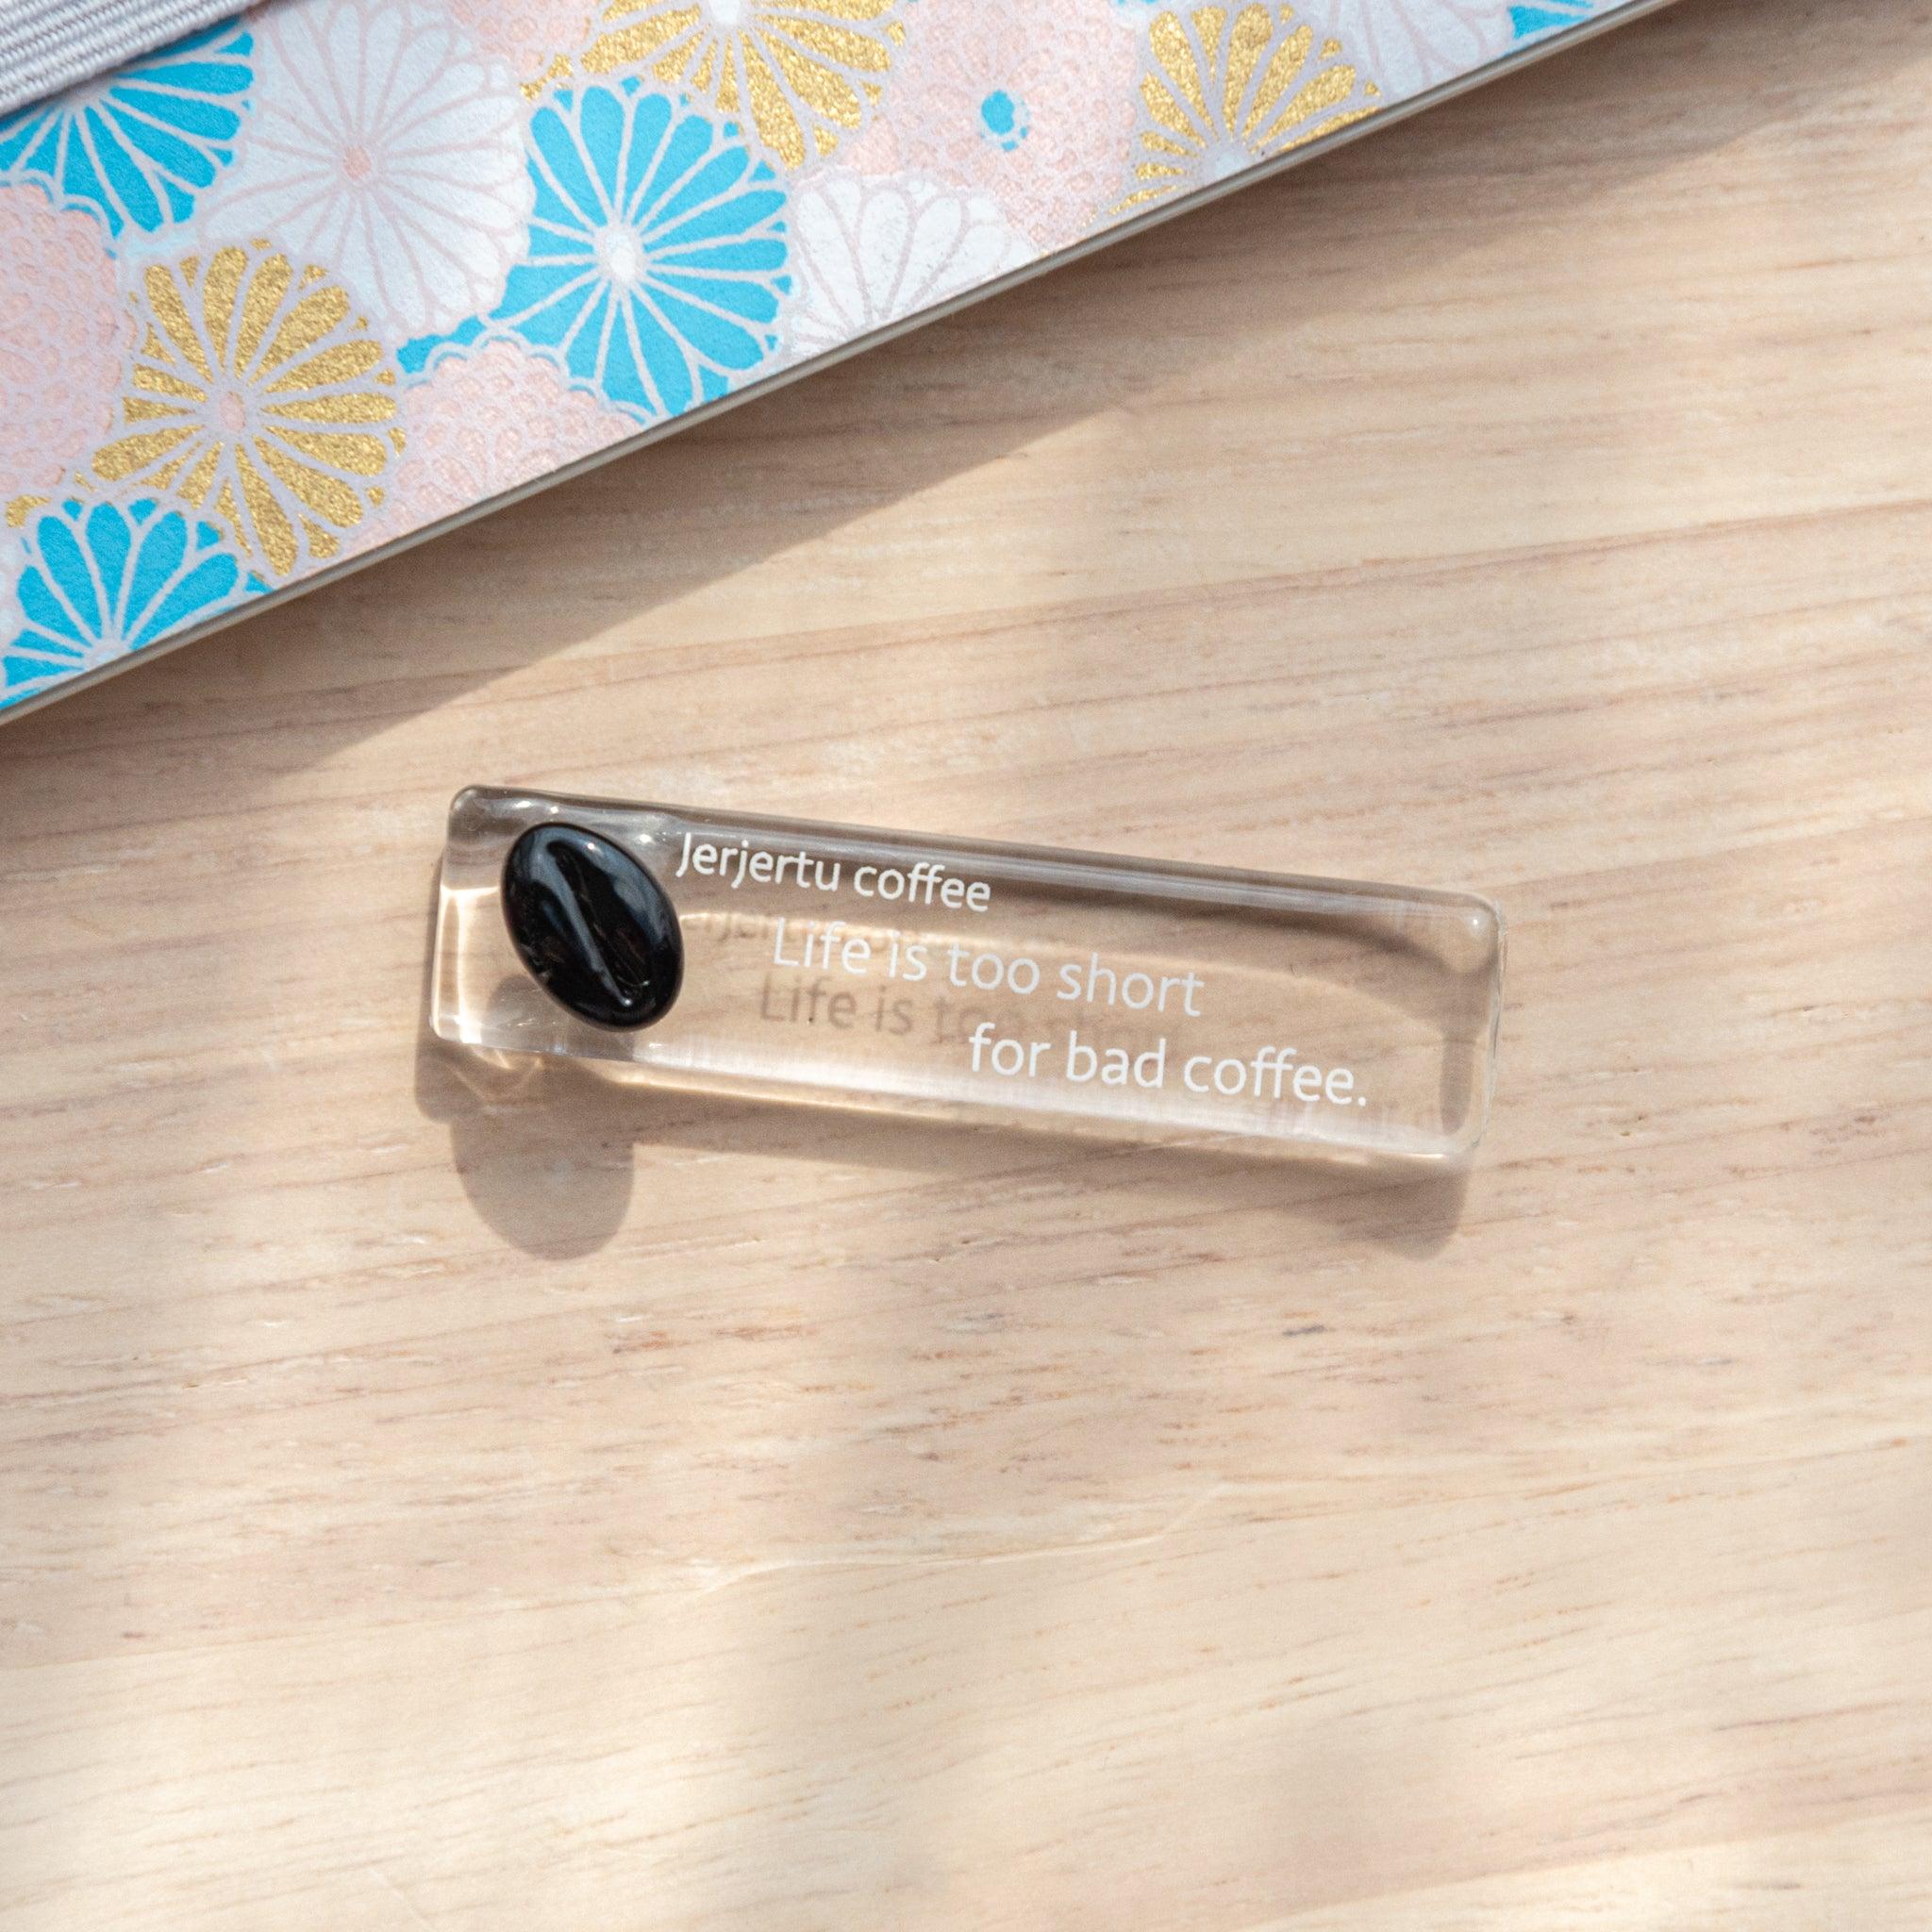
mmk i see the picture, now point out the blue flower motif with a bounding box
[424,80,790,422]
[0,18,253,242]
[1511,2,1599,39]
[3,498,263,707]
[977,90,1029,152]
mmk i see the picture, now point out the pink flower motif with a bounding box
[371,340,637,545]
[0,185,132,501]
[868,0,1137,253]
[441,0,595,80]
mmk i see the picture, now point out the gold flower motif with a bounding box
[91,244,403,579]
[578,0,906,168]
[1118,3,1378,212]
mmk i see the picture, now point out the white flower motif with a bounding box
[1294,0,1513,102]
[200,0,534,338]
[786,170,1035,362]
[0,524,24,644]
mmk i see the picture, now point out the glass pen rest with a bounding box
[430,786,1505,1164]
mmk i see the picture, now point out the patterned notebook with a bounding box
[0,0,1661,718]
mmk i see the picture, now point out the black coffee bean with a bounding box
[501,823,682,1030]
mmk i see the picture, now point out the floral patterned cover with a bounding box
[0,0,1645,716]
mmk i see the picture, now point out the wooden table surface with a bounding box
[5,0,1930,1923]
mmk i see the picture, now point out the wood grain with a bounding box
[4,0,1930,1924]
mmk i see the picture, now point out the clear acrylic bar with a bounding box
[431,787,1505,1165]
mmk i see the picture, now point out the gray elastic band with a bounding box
[0,0,246,116]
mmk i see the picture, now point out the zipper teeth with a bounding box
[0,0,242,116]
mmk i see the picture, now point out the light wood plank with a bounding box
[3,0,1929,1924]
